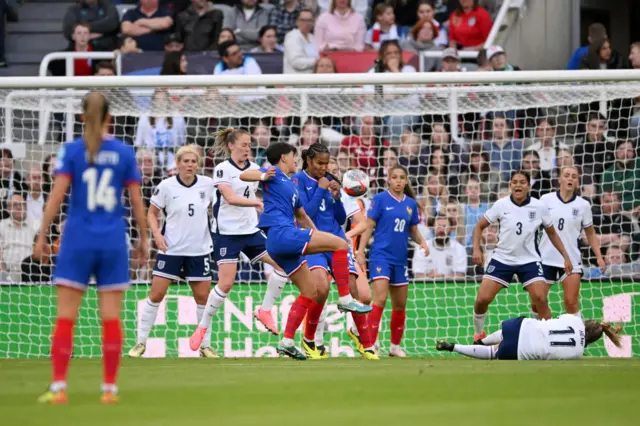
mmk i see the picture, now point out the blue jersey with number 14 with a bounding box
[54,137,141,249]
[368,191,420,265]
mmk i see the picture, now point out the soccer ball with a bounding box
[342,169,370,197]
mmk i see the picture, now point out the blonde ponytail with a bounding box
[82,92,109,163]
[601,322,623,348]
[213,127,250,159]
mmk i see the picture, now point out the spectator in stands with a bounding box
[416,0,448,46]
[573,112,615,176]
[413,215,467,279]
[0,148,26,220]
[629,42,640,69]
[25,167,44,224]
[527,117,569,172]
[482,113,523,181]
[460,175,488,247]
[313,55,337,73]
[217,28,237,45]
[336,149,351,174]
[315,0,366,52]
[373,146,398,192]
[580,37,628,70]
[398,130,427,189]
[316,0,368,20]
[461,150,500,202]
[421,121,463,176]
[250,25,284,52]
[444,199,465,243]
[440,47,462,72]
[567,23,607,70]
[521,150,554,200]
[214,39,263,75]
[49,23,97,76]
[402,18,442,72]
[291,118,321,150]
[365,4,398,52]
[175,0,223,52]
[486,45,520,71]
[94,60,116,75]
[283,9,319,74]
[120,36,142,53]
[269,0,303,44]
[135,149,162,207]
[476,47,491,71]
[609,42,640,139]
[592,191,632,254]
[134,90,187,172]
[223,0,271,51]
[41,154,56,202]
[121,0,174,52]
[601,140,640,214]
[340,115,386,172]
[63,0,120,51]
[420,172,447,221]
[0,194,39,282]
[370,0,417,36]
[447,0,491,51]
[595,245,640,279]
[161,50,188,74]
[163,33,184,52]
[252,120,272,165]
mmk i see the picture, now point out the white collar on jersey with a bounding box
[387,190,406,203]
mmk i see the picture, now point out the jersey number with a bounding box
[549,326,577,347]
[243,186,250,198]
[394,218,406,232]
[558,218,565,231]
[203,258,210,274]
[82,168,116,212]
[292,194,297,208]
[188,203,194,216]
[319,198,326,212]
[516,222,523,235]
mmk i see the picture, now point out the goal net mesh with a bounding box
[1,80,639,358]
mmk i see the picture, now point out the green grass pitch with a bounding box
[1,358,639,426]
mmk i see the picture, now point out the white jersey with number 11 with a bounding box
[517,314,585,360]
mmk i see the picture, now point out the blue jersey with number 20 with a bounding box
[54,137,141,249]
[368,191,420,265]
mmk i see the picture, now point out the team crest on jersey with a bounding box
[406,206,413,216]
[573,208,579,217]
[200,191,205,200]
[220,247,227,256]
[157,260,165,270]
[216,169,223,178]
[468,16,476,26]
[529,211,536,221]
[487,265,495,273]
[376,267,382,273]
[292,177,298,185]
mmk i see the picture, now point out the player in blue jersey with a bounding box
[290,143,378,360]
[357,165,429,357]
[471,170,572,343]
[240,143,371,360]
[35,92,149,404]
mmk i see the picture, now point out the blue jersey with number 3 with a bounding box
[258,166,302,230]
[292,171,346,238]
[55,137,141,249]
[368,191,420,265]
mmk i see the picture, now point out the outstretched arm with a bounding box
[240,167,275,182]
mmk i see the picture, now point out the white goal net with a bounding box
[0,71,639,358]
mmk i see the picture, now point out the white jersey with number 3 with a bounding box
[150,175,214,256]
[213,159,260,235]
[484,196,553,265]
[539,192,592,269]
[517,314,585,360]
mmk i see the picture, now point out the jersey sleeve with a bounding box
[582,202,594,228]
[213,164,231,187]
[342,195,361,219]
[410,199,420,226]
[367,195,382,222]
[124,147,142,186]
[539,202,553,228]
[484,200,501,224]
[150,181,167,210]
[53,144,72,177]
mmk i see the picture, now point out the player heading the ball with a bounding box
[36,92,149,404]
[240,143,371,360]
[436,315,622,360]
[471,170,572,343]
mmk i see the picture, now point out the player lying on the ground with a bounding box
[436,314,622,360]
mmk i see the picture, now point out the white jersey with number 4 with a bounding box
[517,314,585,360]
[213,159,260,235]
[539,192,592,269]
[150,175,214,256]
[484,196,552,265]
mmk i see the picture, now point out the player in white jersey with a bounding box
[539,166,606,317]
[189,128,289,350]
[436,315,622,360]
[471,170,573,343]
[129,145,217,358]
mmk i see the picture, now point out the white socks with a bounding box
[453,344,496,360]
[200,285,227,328]
[138,298,160,344]
[338,294,354,305]
[261,270,288,311]
[481,329,503,345]
[195,304,212,348]
[531,310,540,320]
[473,311,487,336]
[314,304,329,347]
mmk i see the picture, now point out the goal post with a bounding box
[1,70,640,359]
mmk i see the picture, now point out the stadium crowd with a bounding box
[1,0,640,283]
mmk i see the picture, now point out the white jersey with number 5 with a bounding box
[150,175,214,256]
[517,314,586,360]
[484,196,553,265]
[539,192,592,269]
[213,159,261,235]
